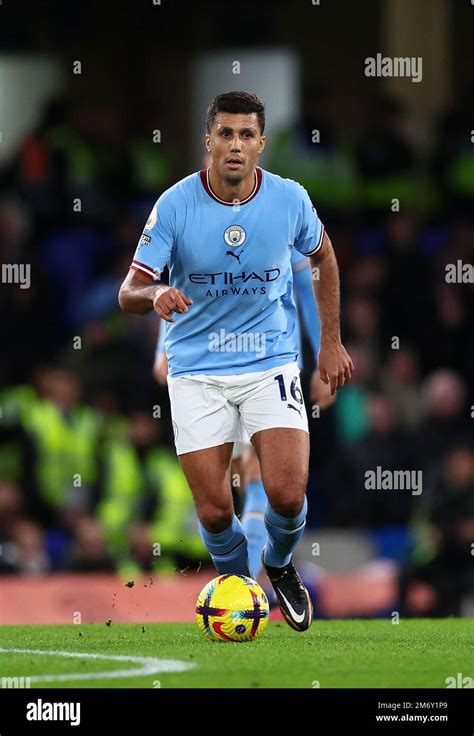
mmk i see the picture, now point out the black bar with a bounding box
[0,688,472,734]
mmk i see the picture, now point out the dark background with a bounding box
[0,0,473,618]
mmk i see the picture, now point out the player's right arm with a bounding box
[118,192,192,321]
[118,269,192,321]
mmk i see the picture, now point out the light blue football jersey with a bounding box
[155,248,319,370]
[131,167,324,377]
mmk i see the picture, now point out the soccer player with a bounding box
[153,249,335,583]
[118,91,354,632]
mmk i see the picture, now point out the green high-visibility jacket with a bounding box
[98,442,206,561]
[22,398,101,507]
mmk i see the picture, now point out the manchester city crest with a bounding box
[224,224,246,247]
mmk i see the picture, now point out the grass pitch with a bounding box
[0,619,471,688]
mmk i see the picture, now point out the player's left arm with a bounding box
[309,230,354,395]
[293,263,336,407]
[293,261,320,366]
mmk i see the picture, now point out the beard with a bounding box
[222,167,246,186]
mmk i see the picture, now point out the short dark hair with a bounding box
[206,91,265,134]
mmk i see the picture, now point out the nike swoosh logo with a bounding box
[276,588,306,623]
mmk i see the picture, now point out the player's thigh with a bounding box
[167,374,241,455]
[179,442,235,530]
[251,428,309,514]
[239,362,308,440]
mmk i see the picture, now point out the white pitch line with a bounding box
[0,648,196,682]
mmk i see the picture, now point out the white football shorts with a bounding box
[167,361,309,455]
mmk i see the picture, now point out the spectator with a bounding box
[399,443,474,616]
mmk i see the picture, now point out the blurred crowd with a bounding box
[0,90,473,616]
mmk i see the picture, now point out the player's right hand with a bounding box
[153,286,193,322]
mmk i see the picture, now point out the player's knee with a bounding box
[268,496,306,518]
[264,474,307,517]
[199,502,234,533]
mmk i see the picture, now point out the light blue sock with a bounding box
[241,479,267,579]
[199,514,250,576]
[264,496,308,569]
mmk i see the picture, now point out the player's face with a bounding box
[206,112,265,184]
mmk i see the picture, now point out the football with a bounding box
[196,574,270,642]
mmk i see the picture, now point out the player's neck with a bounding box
[208,165,256,204]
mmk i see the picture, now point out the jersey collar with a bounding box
[200,166,262,205]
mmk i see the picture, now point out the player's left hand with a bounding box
[309,368,337,409]
[317,340,354,395]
